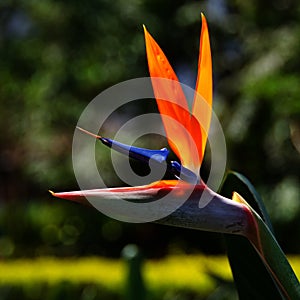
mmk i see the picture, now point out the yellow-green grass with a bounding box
[0,257,122,291]
[0,255,298,295]
[144,255,233,295]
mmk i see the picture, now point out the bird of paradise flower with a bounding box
[51,14,243,230]
[51,14,300,298]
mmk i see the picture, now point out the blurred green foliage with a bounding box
[0,0,300,262]
[0,201,226,258]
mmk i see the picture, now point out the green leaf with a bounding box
[220,172,273,232]
[220,171,300,299]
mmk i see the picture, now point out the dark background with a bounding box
[0,0,299,259]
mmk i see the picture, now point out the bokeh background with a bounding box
[0,0,300,299]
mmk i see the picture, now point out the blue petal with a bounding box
[100,137,169,164]
[99,136,198,184]
[169,161,198,184]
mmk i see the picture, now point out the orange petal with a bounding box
[144,26,201,173]
[192,14,213,164]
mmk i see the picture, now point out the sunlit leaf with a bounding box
[220,171,300,299]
